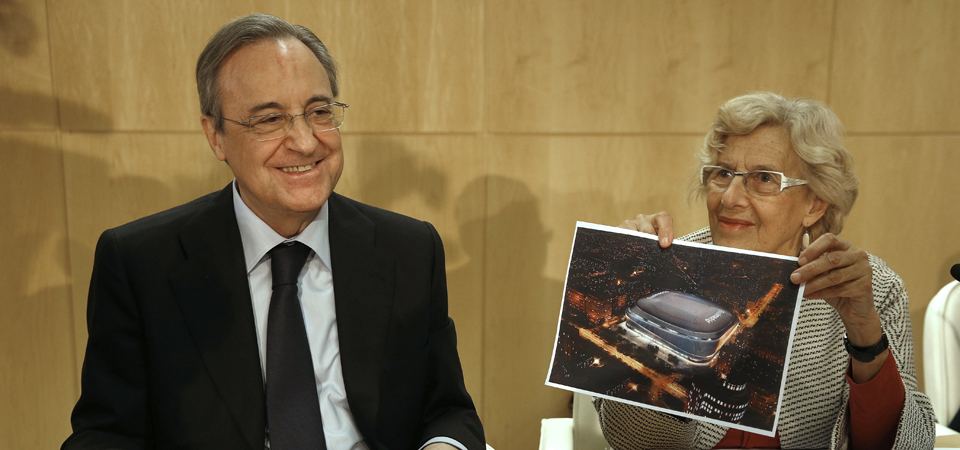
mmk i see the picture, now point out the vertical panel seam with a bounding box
[478,0,488,423]
[478,151,490,423]
[44,0,80,397]
[825,0,840,103]
[43,0,62,129]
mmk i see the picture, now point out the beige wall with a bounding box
[2,1,959,448]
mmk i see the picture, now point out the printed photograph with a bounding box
[546,222,805,435]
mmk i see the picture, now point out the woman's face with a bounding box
[707,126,826,256]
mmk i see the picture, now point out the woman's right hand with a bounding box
[618,212,675,248]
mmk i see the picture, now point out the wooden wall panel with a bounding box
[484,0,833,134]
[293,0,484,132]
[831,0,960,133]
[61,132,235,372]
[843,136,960,388]
[482,135,708,450]
[482,143,566,450]
[336,133,488,413]
[3,1,957,447]
[0,131,75,448]
[48,0,483,133]
[0,0,56,130]
[48,0,286,132]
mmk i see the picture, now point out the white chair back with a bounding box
[924,280,960,426]
[572,393,613,449]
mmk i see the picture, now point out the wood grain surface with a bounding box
[1,1,958,448]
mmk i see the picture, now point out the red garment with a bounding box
[713,354,904,449]
[714,428,779,448]
[848,353,905,449]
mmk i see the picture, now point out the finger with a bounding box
[651,212,674,248]
[822,297,841,308]
[618,219,639,231]
[808,283,878,320]
[792,247,867,285]
[618,218,654,233]
[804,278,865,300]
[792,250,856,284]
[797,233,850,265]
[619,213,662,233]
[802,265,871,299]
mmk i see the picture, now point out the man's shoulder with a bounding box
[331,193,432,231]
[329,193,441,256]
[107,186,230,241]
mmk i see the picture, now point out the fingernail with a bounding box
[798,256,807,265]
[790,272,801,283]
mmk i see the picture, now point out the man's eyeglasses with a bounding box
[700,165,807,196]
[222,103,348,141]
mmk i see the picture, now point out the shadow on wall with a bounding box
[0,0,231,301]
[352,135,449,212]
[0,1,117,129]
[0,138,115,448]
[451,175,573,449]
[0,87,114,130]
[0,0,37,57]
[448,175,561,324]
[0,8,121,430]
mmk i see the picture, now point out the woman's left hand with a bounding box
[789,233,881,343]
[790,233,889,382]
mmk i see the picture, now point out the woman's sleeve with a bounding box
[846,352,904,448]
[840,256,937,449]
[595,398,701,449]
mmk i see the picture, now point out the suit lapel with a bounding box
[168,185,264,450]
[328,193,395,443]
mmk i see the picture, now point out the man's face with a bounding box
[201,38,343,233]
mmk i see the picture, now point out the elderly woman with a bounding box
[597,92,936,449]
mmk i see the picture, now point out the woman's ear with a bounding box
[803,196,829,228]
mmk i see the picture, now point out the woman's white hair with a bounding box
[692,92,859,239]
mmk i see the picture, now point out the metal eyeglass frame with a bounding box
[700,165,807,195]
[222,102,349,141]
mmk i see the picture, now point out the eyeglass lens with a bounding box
[702,166,784,195]
[249,104,346,140]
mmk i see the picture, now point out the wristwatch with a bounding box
[843,332,889,363]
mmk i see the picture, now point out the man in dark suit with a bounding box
[63,14,483,450]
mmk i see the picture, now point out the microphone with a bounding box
[952,264,960,282]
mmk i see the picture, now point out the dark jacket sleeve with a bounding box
[62,229,151,450]
[417,222,485,449]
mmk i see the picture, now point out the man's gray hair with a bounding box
[196,14,338,132]
[692,92,859,240]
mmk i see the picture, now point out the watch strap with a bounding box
[843,332,889,363]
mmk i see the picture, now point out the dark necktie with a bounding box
[266,241,326,449]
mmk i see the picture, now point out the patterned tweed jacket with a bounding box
[595,228,937,450]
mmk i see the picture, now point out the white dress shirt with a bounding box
[233,184,368,450]
[232,182,465,450]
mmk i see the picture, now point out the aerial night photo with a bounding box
[547,224,805,434]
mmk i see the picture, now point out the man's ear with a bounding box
[803,196,829,228]
[200,115,227,162]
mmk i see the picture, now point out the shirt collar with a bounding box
[232,180,331,274]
